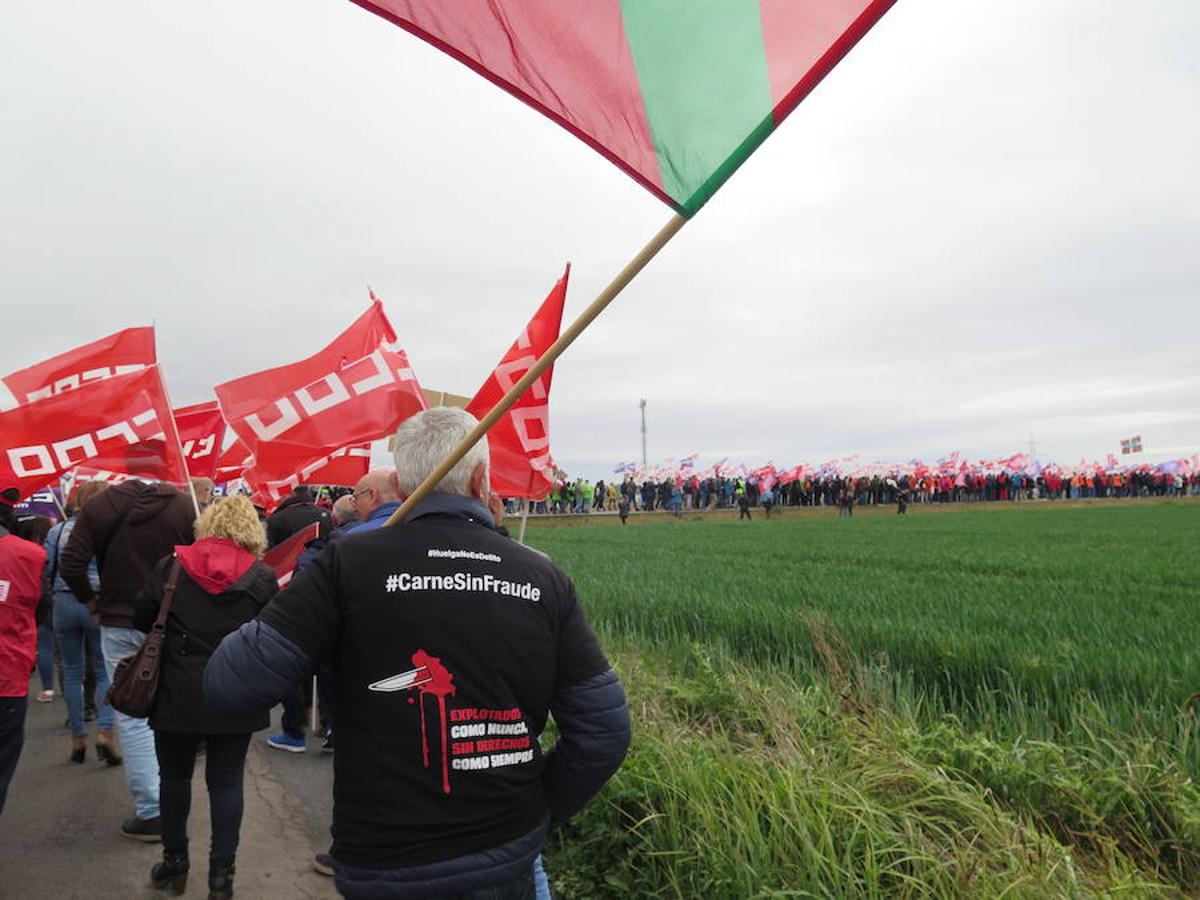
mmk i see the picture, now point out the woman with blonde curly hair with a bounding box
[132,494,277,898]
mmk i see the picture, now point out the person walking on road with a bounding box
[266,485,330,550]
[267,474,400,755]
[60,479,195,842]
[760,486,776,520]
[43,480,121,766]
[133,495,278,898]
[0,483,48,815]
[206,407,630,899]
[13,515,59,705]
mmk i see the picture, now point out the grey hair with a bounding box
[392,407,489,497]
[331,494,359,527]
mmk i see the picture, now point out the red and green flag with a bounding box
[349,0,896,215]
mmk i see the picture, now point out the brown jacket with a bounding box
[61,481,196,628]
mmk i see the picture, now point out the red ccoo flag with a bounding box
[214,299,427,483]
[2,327,156,406]
[262,521,322,588]
[303,443,371,487]
[466,268,568,500]
[174,401,227,481]
[213,438,253,484]
[0,367,187,500]
[245,443,372,502]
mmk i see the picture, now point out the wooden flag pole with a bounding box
[148,321,201,517]
[516,498,531,545]
[154,365,202,519]
[48,486,68,519]
[386,212,688,527]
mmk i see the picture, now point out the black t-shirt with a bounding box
[259,512,609,869]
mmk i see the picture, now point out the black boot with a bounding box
[150,850,189,895]
[208,856,236,899]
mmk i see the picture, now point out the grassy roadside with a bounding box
[531,501,1200,896]
[548,644,1191,898]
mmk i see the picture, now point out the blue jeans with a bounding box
[36,614,57,694]
[337,863,536,900]
[533,855,550,899]
[54,595,113,735]
[101,626,160,820]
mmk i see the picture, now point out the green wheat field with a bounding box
[527,499,1200,898]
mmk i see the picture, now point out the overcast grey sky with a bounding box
[2,1,1197,479]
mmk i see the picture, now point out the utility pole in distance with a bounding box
[639,398,647,466]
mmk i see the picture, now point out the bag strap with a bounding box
[47,520,68,593]
[152,560,182,632]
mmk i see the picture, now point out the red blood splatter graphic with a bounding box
[408,649,456,794]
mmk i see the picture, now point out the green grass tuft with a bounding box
[532,501,1200,896]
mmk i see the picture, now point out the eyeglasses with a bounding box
[352,487,375,500]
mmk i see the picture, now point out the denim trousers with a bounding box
[337,864,537,900]
[0,697,27,815]
[36,615,57,694]
[54,595,113,735]
[155,731,251,859]
[101,626,160,820]
[532,855,550,900]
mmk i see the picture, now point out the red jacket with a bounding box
[0,533,47,697]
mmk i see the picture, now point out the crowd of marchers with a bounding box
[522,469,1200,516]
[0,407,629,900]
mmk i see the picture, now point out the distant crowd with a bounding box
[521,469,1200,516]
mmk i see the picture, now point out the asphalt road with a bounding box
[0,694,338,900]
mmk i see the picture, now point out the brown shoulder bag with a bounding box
[107,560,181,719]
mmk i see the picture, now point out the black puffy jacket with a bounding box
[265,493,330,548]
[133,539,277,734]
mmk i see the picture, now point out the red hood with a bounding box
[175,537,257,596]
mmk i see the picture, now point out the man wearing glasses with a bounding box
[345,471,404,535]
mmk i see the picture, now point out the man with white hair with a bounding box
[189,477,215,509]
[330,493,359,529]
[205,408,629,898]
